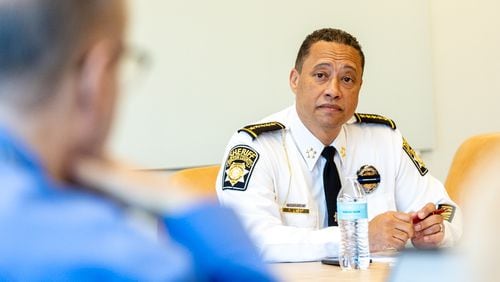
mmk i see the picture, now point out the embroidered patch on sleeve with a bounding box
[222,145,259,191]
[437,204,456,222]
[402,137,429,176]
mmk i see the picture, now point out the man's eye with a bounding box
[342,76,353,83]
[314,73,327,79]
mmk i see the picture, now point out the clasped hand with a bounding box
[368,203,444,252]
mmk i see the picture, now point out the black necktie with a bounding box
[321,146,342,226]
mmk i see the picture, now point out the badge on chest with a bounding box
[357,165,381,194]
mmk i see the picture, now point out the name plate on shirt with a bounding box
[281,203,309,214]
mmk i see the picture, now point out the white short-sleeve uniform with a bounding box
[216,106,462,262]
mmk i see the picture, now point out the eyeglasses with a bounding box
[118,45,152,92]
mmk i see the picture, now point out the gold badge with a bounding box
[226,162,248,186]
[222,145,259,191]
[357,165,381,194]
[402,137,428,176]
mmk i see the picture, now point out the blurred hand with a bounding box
[369,211,414,252]
[70,156,210,214]
[411,202,444,248]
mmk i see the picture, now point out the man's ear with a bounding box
[73,40,115,152]
[289,68,300,94]
[76,40,112,116]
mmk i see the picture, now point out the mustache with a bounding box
[317,103,343,111]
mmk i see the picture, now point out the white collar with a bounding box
[288,107,355,171]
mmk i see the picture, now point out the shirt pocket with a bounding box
[366,185,396,220]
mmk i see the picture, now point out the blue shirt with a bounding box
[0,127,275,281]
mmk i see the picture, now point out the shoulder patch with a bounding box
[237,121,285,140]
[402,137,429,176]
[222,145,259,191]
[437,204,456,223]
[354,113,397,130]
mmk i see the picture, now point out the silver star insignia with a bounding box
[305,148,316,159]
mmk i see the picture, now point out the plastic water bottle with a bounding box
[337,177,370,270]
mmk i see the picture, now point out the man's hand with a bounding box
[411,203,444,248]
[70,157,211,214]
[369,211,414,252]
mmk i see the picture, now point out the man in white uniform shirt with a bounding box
[216,28,462,262]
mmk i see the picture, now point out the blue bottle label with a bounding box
[337,202,368,220]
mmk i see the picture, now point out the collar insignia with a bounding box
[305,148,316,159]
[340,146,346,158]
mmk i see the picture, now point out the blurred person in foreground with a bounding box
[0,0,275,280]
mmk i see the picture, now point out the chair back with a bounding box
[445,133,500,204]
[168,165,220,196]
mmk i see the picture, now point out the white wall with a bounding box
[110,0,500,182]
[110,0,435,169]
[425,0,500,181]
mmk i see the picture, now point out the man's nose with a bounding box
[324,78,341,99]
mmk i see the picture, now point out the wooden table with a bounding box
[271,261,391,282]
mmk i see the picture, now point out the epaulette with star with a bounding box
[238,121,285,140]
[354,113,396,130]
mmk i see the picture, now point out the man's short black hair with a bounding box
[294,28,365,73]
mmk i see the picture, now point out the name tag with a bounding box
[281,207,310,214]
[281,203,309,214]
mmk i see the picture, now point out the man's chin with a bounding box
[318,116,346,129]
